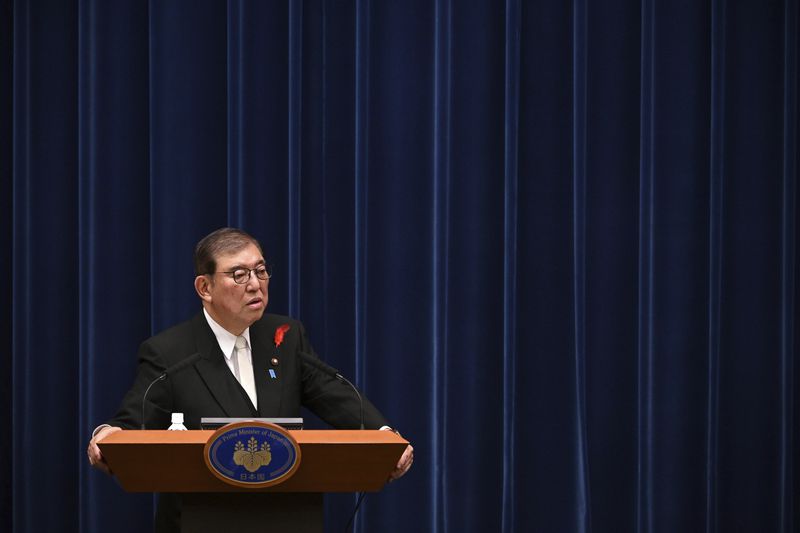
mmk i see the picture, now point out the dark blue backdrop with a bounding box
[2,0,798,532]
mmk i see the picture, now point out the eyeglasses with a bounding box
[214,264,273,284]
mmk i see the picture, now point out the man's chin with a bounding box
[247,307,266,322]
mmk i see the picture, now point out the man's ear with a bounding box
[194,275,213,302]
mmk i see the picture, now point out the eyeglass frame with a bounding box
[210,264,273,285]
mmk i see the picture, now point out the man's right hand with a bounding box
[87,426,122,475]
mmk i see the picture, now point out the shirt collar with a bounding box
[203,308,251,360]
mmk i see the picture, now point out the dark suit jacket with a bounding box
[107,311,388,531]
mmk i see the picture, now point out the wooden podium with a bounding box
[99,429,408,533]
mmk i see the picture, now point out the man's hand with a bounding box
[87,426,122,475]
[389,444,414,482]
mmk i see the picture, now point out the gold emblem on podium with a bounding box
[233,436,272,473]
[205,421,300,488]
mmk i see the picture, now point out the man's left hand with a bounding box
[390,444,414,481]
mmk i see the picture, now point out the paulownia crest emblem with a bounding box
[233,436,272,472]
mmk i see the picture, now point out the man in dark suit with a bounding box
[87,227,413,531]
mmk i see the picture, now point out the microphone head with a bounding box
[299,351,340,377]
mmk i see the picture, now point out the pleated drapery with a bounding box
[2,1,798,532]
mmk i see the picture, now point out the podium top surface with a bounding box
[98,429,408,493]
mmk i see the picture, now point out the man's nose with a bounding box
[246,271,261,290]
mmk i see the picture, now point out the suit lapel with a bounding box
[190,312,255,417]
[251,322,284,416]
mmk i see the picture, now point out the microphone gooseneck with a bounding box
[140,352,201,430]
[299,351,365,430]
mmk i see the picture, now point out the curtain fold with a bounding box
[779,3,797,531]
[0,0,12,528]
[3,1,798,532]
[706,0,725,531]
[432,0,451,532]
[76,1,153,530]
[501,1,518,531]
[571,0,592,530]
[637,0,655,530]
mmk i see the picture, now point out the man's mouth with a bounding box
[246,298,264,309]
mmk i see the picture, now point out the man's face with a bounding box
[197,243,269,335]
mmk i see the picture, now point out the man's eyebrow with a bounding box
[225,259,265,270]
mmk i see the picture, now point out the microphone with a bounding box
[299,351,365,430]
[141,352,202,430]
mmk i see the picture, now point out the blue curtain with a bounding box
[3,0,798,532]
